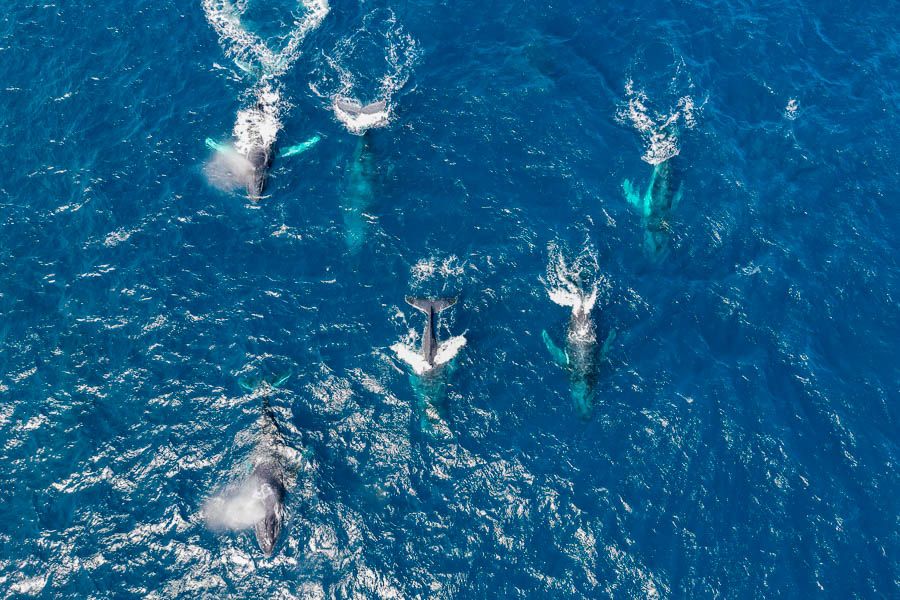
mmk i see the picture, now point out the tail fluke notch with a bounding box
[405,297,457,314]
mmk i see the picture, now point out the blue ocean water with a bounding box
[0,0,897,597]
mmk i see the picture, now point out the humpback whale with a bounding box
[247,393,286,555]
[343,134,376,253]
[205,88,320,202]
[623,159,683,259]
[202,376,291,556]
[543,288,614,418]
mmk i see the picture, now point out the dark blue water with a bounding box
[1,1,897,597]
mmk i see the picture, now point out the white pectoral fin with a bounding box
[623,178,642,208]
[279,135,321,158]
[600,330,617,359]
[542,330,569,367]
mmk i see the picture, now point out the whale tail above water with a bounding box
[405,297,456,314]
[333,96,391,134]
[335,97,388,116]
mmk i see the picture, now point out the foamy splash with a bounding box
[202,0,330,79]
[391,335,467,375]
[233,85,281,155]
[785,98,799,120]
[617,79,698,165]
[411,255,467,283]
[313,8,419,134]
[543,241,606,318]
[203,474,272,532]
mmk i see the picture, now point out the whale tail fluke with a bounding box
[336,97,388,116]
[405,297,456,314]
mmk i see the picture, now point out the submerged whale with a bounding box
[343,134,376,253]
[623,159,683,259]
[543,288,614,418]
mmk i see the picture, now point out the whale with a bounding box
[248,393,286,556]
[405,297,457,367]
[623,159,683,259]
[543,289,614,418]
[205,90,320,202]
[245,128,273,201]
[343,134,376,253]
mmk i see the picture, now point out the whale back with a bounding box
[246,145,272,200]
[250,462,285,556]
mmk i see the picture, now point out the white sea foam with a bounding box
[411,255,467,283]
[391,335,466,375]
[617,79,699,165]
[543,241,605,321]
[232,85,281,155]
[434,335,467,365]
[785,97,799,120]
[202,0,329,79]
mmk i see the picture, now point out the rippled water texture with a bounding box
[0,0,897,597]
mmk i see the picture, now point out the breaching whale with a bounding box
[543,288,614,418]
[623,159,683,259]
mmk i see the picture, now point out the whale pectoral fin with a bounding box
[672,183,684,209]
[238,377,256,393]
[623,179,643,210]
[205,138,229,153]
[542,330,569,367]
[600,330,617,359]
[271,373,291,388]
[279,135,322,158]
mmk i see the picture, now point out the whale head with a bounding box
[246,146,272,201]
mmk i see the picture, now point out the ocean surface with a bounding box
[0,0,897,597]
